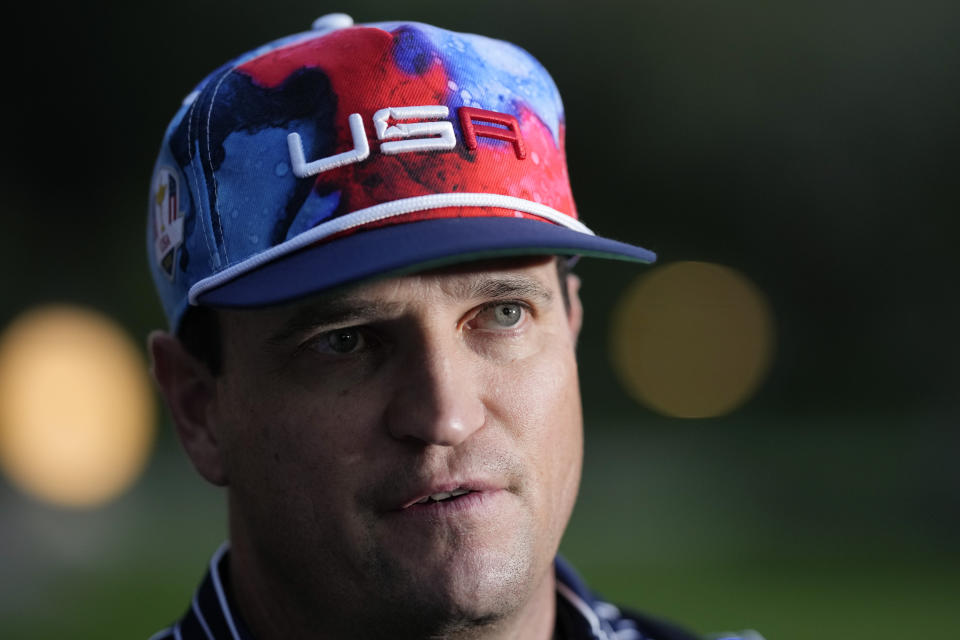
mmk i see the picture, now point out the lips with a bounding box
[411,488,472,505]
[396,479,504,510]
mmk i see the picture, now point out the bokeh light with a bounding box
[610,261,775,418]
[0,306,155,508]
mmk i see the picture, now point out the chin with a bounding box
[364,540,538,636]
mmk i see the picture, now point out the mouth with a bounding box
[396,481,501,511]
[383,481,513,526]
[408,488,474,507]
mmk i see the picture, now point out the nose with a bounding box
[385,335,486,447]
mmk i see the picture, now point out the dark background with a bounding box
[1,1,958,638]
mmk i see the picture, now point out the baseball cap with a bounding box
[147,13,656,331]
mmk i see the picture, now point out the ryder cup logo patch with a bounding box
[151,166,186,280]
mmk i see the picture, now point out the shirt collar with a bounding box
[163,543,645,640]
[555,555,649,640]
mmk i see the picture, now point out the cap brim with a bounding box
[196,217,656,308]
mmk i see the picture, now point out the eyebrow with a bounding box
[267,299,403,344]
[451,274,554,306]
[268,273,554,344]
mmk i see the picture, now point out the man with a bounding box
[147,13,759,640]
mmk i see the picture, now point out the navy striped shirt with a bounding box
[149,542,762,640]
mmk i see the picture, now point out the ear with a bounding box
[565,272,584,342]
[148,331,228,486]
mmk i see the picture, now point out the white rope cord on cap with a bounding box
[187,193,594,304]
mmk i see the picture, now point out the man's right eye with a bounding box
[327,328,364,354]
[305,327,367,355]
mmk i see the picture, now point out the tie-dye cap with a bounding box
[147,13,655,330]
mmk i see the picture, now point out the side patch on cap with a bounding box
[151,166,187,280]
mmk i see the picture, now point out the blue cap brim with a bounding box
[196,217,656,308]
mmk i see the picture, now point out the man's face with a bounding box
[211,256,583,633]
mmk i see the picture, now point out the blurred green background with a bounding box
[1,1,958,638]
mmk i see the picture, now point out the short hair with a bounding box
[177,304,223,376]
[178,257,573,376]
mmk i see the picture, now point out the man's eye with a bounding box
[312,328,365,354]
[492,303,523,327]
[474,302,526,330]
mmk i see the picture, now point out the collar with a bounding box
[554,555,651,640]
[150,542,699,640]
[148,542,254,640]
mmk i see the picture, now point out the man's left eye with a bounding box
[474,302,526,330]
[492,303,524,327]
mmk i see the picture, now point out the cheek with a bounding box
[217,380,382,523]
[491,339,583,534]
[541,355,583,528]
[216,382,391,596]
